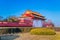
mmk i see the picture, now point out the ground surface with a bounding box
[14,32,60,40]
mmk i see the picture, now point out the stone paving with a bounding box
[14,33,55,40]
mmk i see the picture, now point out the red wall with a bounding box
[0,18,33,27]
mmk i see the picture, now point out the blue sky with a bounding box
[0,0,60,27]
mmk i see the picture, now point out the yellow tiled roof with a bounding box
[20,10,45,19]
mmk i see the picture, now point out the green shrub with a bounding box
[30,28,56,35]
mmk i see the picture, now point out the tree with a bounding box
[0,16,3,21]
[4,16,18,22]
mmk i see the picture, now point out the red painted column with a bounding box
[41,20,46,27]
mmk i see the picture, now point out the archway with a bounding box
[33,19,42,27]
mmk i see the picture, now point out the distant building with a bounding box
[0,10,54,27]
[19,10,46,27]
